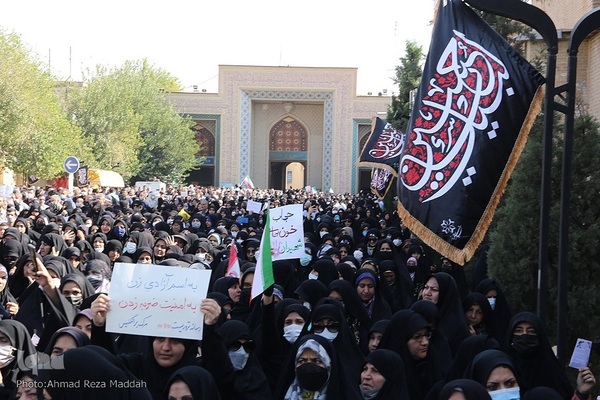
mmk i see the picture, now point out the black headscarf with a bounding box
[0,320,36,391]
[218,320,271,399]
[39,233,67,255]
[43,326,91,355]
[164,365,221,400]
[466,349,521,396]
[274,334,362,400]
[311,258,339,287]
[461,292,495,336]
[502,311,573,398]
[439,379,491,400]
[475,278,513,344]
[7,253,43,299]
[294,279,328,311]
[428,272,470,355]
[362,349,410,400]
[522,386,563,400]
[39,345,152,399]
[379,310,446,400]
[118,336,200,400]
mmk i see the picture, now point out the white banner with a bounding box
[106,263,211,340]
[269,204,305,260]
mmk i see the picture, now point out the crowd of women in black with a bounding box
[0,184,597,400]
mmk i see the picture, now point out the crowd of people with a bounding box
[0,183,596,400]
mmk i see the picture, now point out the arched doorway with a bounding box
[269,116,308,190]
[358,131,372,191]
[187,123,216,186]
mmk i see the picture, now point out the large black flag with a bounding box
[397,0,545,265]
[358,117,404,176]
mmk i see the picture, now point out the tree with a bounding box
[387,40,423,132]
[0,30,90,178]
[67,59,199,182]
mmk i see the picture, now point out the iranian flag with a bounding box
[226,244,241,278]
[251,209,274,300]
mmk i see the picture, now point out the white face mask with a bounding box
[319,231,328,238]
[283,324,304,344]
[302,301,312,311]
[125,242,137,254]
[228,347,249,371]
[488,297,497,310]
[308,272,319,280]
[0,344,15,368]
[489,387,520,400]
[392,239,402,247]
[195,252,206,262]
[191,221,201,228]
[316,327,338,342]
[52,278,62,289]
[231,231,238,238]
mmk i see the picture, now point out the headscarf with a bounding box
[522,387,563,400]
[475,278,513,344]
[466,349,521,396]
[0,320,36,390]
[38,345,152,399]
[39,233,67,255]
[164,365,221,400]
[294,279,328,310]
[502,311,572,398]
[43,326,91,355]
[274,334,361,400]
[439,379,491,400]
[427,272,470,355]
[362,349,410,400]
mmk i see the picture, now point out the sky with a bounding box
[0,1,436,95]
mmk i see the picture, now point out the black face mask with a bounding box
[65,294,83,308]
[296,363,329,392]
[379,252,393,260]
[407,264,417,273]
[511,334,540,357]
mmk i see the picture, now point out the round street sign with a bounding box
[63,156,80,174]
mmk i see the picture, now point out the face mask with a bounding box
[316,328,338,342]
[125,242,137,254]
[319,231,328,238]
[511,334,539,357]
[152,221,160,227]
[258,219,263,225]
[113,226,126,238]
[308,272,319,280]
[296,363,329,392]
[283,324,304,344]
[52,278,62,289]
[65,294,83,308]
[228,347,249,371]
[488,297,497,310]
[231,231,238,238]
[0,345,16,368]
[195,253,206,262]
[302,301,312,311]
[237,239,243,244]
[353,250,363,261]
[378,251,392,260]
[362,230,368,237]
[300,254,312,267]
[167,219,174,224]
[361,387,381,400]
[231,212,236,217]
[87,273,103,290]
[191,221,201,228]
[489,387,520,400]
[392,239,402,247]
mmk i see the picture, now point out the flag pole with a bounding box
[464,0,558,329]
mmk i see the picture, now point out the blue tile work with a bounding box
[240,90,334,190]
[352,119,371,193]
[184,114,221,185]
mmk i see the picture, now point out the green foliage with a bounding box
[0,30,89,178]
[388,40,423,132]
[67,59,198,183]
[489,114,600,347]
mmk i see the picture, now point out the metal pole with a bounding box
[556,6,600,364]
[464,0,558,326]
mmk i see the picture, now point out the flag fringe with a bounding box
[397,85,544,266]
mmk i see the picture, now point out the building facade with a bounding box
[167,65,391,193]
